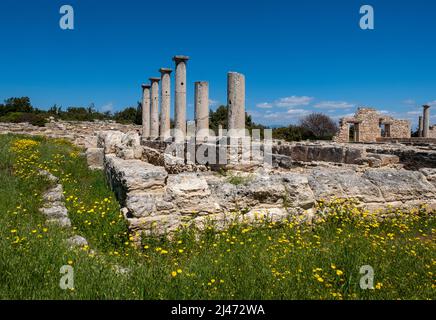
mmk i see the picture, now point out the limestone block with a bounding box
[308,169,384,203]
[104,155,168,204]
[318,146,345,163]
[354,157,382,168]
[367,153,400,166]
[67,235,89,248]
[291,145,308,162]
[97,131,125,154]
[86,148,104,169]
[345,147,366,164]
[128,215,182,237]
[166,173,217,214]
[125,191,171,218]
[363,169,436,202]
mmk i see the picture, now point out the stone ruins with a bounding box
[1,55,436,240]
[334,105,436,143]
[334,108,411,143]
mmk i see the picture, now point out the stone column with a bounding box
[423,105,430,138]
[227,72,245,137]
[194,81,209,142]
[149,77,160,139]
[141,84,151,138]
[159,68,172,141]
[173,55,189,142]
[418,116,423,137]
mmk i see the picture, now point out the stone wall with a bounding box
[101,134,436,239]
[334,108,411,143]
[0,120,141,149]
[429,126,436,138]
[95,130,436,240]
[388,119,411,139]
[2,122,435,240]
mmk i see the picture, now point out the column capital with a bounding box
[423,104,431,109]
[159,68,173,75]
[173,55,190,63]
[149,77,161,83]
[141,83,151,89]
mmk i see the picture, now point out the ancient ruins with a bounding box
[1,55,436,240]
[334,108,411,143]
[334,105,436,143]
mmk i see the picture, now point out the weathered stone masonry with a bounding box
[334,108,411,143]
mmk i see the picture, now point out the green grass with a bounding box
[0,134,435,300]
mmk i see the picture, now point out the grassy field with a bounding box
[0,134,434,300]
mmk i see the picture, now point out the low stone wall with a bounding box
[2,122,436,240]
[98,131,436,240]
[0,120,140,149]
[272,143,366,166]
[366,145,436,170]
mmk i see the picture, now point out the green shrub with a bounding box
[0,112,47,127]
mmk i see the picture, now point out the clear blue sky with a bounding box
[1,0,435,128]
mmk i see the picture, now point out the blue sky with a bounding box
[1,0,435,128]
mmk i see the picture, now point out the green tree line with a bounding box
[0,97,339,141]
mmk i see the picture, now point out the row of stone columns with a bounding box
[418,105,431,137]
[141,56,246,142]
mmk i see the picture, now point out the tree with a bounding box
[135,101,142,125]
[0,97,33,116]
[114,107,138,123]
[48,104,62,115]
[209,105,228,133]
[273,125,305,142]
[209,105,263,134]
[299,113,338,140]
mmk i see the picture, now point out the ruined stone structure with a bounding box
[95,130,436,239]
[149,77,160,139]
[429,126,436,138]
[334,108,411,143]
[141,84,151,138]
[2,55,436,241]
[194,81,209,142]
[420,105,436,139]
[141,56,247,144]
[419,116,423,137]
[2,117,436,240]
[173,55,189,142]
[423,105,430,138]
[159,68,172,141]
[227,72,246,137]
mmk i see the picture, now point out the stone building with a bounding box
[334,108,411,143]
[429,126,436,138]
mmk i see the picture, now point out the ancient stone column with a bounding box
[418,116,423,137]
[149,77,160,139]
[423,105,430,138]
[173,55,189,142]
[195,81,209,142]
[159,68,172,141]
[141,84,151,138]
[227,72,245,137]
